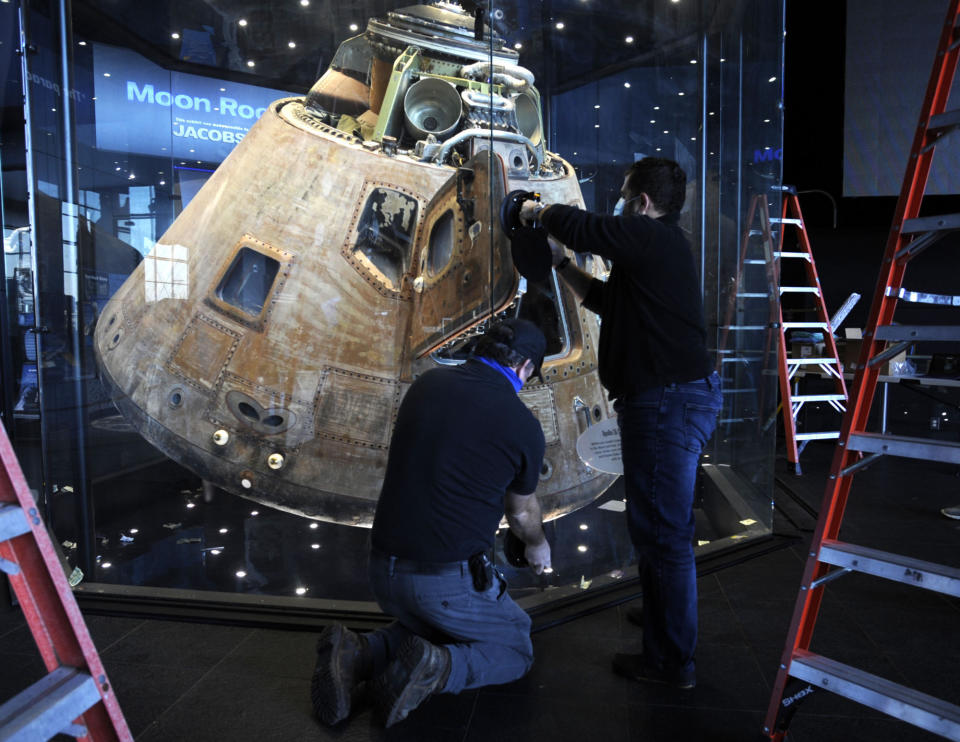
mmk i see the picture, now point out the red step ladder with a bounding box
[0,420,132,741]
[764,1,960,739]
[772,187,848,474]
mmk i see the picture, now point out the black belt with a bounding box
[373,549,468,576]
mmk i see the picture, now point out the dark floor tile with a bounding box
[99,618,253,670]
[104,659,208,738]
[619,642,769,713]
[0,624,39,657]
[466,692,630,742]
[485,628,627,707]
[0,649,48,702]
[716,548,806,604]
[882,647,960,706]
[628,704,767,742]
[0,607,27,638]
[783,711,948,742]
[83,614,146,654]
[217,627,318,680]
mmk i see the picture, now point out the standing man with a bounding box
[311,319,552,728]
[519,157,721,690]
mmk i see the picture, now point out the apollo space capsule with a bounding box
[94,2,617,526]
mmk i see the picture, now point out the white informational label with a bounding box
[575,417,623,475]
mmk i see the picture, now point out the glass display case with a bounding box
[1,0,783,621]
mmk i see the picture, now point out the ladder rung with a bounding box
[901,212,960,234]
[874,324,960,342]
[0,667,101,741]
[737,293,768,298]
[846,432,960,465]
[791,394,846,402]
[770,217,803,226]
[774,251,810,260]
[721,388,756,394]
[0,504,30,543]
[795,431,840,440]
[782,322,829,329]
[722,325,767,331]
[789,650,960,739]
[786,358,841,365]
[743,259,767,265]
[819,539,960,597]
[928,108,960,133]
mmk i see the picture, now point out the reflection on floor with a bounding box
[2,442,958,741]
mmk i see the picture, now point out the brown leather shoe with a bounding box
[371,635,451,728]
[311,623,370,725]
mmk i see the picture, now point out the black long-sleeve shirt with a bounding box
[541,205,713,397]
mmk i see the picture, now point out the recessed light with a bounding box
[78,40,87,46]
[769,76,777,83]
[295,587,307,595]
[171,32,180,40]
[238,18,247,26]
[555,21,565,30]
[624,82,631,88]
[349,23,359,32]
[300,0,309,6]
[514,42,522,50]
[246,60,255,67]
[310,523,319,529]
[625,36,634,44]
[288,40,296,48]
[236,570,247,578]
[103,72,111,77]
[678,91,684,96]
[594,104,600,109]
[577,545,588,552]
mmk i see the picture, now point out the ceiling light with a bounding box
[650,119,655,123]
[288,40,296,48]
[625,36,634,44]
[663,130,668,134]
[159,180,166,186]
[186,502,195,508]
[295,587,307,595]
[219,528,228,534]
[594,124,599,128]
[691,59,699,65]
[349,23,359,31]
[514,42,522,50]
[103,72,111,77]
[579,524,589,530]
[300,0,309,5]
[102,562,112,568]
[210,549,221,555]
[246,60,255,68]
[171,32,180,40]
[624,82,631,88]
[235,570,247,578]
[238,18,247,27]
[311,543,320,549]
[250,510,259,516]
[555,21,565,30]
[130,528,139,534]
[768,76,777,83]
[594,104,600,109]
[653,105,659,110]
[310,523,319,529]
[577,545,588,552]
[764,118,771,123]
[78,40,87,46]
[678,91,684,96]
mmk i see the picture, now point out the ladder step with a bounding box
[791,394,846,402]
[0,666,101,742]
[888,287,960,306]
[780,287,820,294]
[901,212,960,234]
[743,259,767,265]
[846,432,960,465]
[795,431,840,440]
[722,325,767,331]
[874,324,960,342]
[0,504,30,543]
[928,108,960,133]
[774,251,811,260]
[770,217,803,226]
[783,322,829,329]
[786,358,842,365]
[736,292,769,298]
[819,539,960,597]
[789,650,960,739]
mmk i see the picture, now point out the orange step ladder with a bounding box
[0,419,132,741]
[771,187,848,474]
[763,1,960,738]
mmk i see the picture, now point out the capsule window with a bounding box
[216,247,280,317]
[427,209,454,276]
[353,188,418,288]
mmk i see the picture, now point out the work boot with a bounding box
[612,652,695,690]
[371,635,451,728]
[311,623,371,726]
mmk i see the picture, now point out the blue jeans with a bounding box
[614,371,722,675]
[366,550,533,693]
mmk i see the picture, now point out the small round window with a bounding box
[427,210,454,276]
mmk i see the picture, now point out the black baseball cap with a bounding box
[498,318,547,380]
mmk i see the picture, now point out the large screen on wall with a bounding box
[92,43,300,163]
[843,0,960,196]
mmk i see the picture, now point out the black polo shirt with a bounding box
[541,205,713,397]
[371,359,546,562]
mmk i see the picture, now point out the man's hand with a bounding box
[524,538,552,575]
[547,236,566,266]
[520,199,547,227]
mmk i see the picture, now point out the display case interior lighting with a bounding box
[625,36,634,44]
[555,21,565,30]
[577,545,588,552]
[171,32,180,40]
[579,523,589,530]
[309,522,319,529]
[349,23,359,31]
[295,587,308,595]
[235,570,247,578]
[300,0,309,6]
[310,543,320,549]
[288,41,296,48]
[769,76,777,83]
[624,82,631,88]
[246,60,256,68]
[514,42,522,50]
[238,18,248,27]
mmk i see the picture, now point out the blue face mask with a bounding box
[613,195,642,216]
